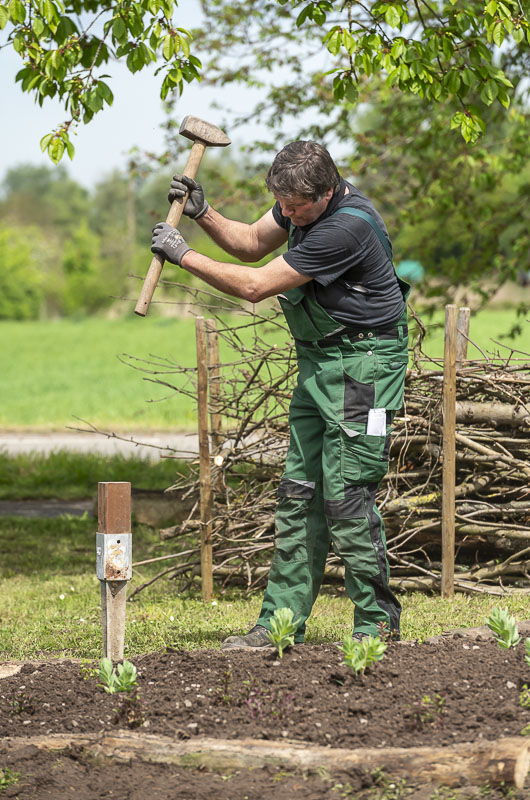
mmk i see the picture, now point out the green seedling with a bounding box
[10,691,35,716]
[267,607,300,659]
[80,658,99,681]
[217,668,233,706]
[0,766,20,790]
[340,635,387,675]
[408,693,447,730]
[486,607,521,649]
[519,684,530,710]
[98,657,138,694]
[525,637,530,668]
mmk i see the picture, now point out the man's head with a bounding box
[266,140,340,227]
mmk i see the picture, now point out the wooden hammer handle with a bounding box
[134,140,206,317]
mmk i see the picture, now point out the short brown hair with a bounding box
[265,141,341,201]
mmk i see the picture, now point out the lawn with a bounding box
[0,451,189,499]
[0,308,527,431]
[1,514,528,660]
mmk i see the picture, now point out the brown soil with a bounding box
[1,635,530,799]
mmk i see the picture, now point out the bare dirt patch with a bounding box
[1,632,530,798]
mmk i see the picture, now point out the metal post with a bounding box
[441,305,457,597]
[195,317,214,602]
[96,482,132,661]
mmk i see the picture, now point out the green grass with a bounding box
[0,451,189,499]
[1,515,529,661]
[411,307,529,363]
[1,309,527,430]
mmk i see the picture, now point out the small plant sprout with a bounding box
[98,657,138,694]
[267,607,300,659]
[519,684,530,710]
[79,658,98,681]
[0,767,20,790]
[486,607,521,649]
[525,638,530,668]
[340,635,387,676]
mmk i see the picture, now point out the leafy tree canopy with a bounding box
[1,0,528,163]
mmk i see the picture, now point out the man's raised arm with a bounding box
[168,174,288,261]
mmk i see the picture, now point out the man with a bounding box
[151,140,410,647]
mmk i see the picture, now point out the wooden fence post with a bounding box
[441,305,458,597]
[195,316,214,602]
[456,307,471,368]
[205,319,223,452]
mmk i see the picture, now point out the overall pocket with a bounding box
[339,423,389,484]
[374,353,408,411]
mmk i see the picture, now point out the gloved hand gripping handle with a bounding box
[134,115,230,318]
[134,141,205,317]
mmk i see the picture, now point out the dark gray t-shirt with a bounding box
[272,178,405,327]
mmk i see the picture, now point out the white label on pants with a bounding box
[367,408,386,436]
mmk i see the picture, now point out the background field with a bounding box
[1,307,528,431]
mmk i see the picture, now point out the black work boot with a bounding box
[221,624,272,650]
[351,632,369,641]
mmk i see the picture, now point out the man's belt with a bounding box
[296,324,408,348]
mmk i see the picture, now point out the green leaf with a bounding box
[485,0,498,14]
[296,4,312,27]
[64,136,75,160]
[497,86,510,108]
[385,5,400,27]
[480,79,498,105]
[447,70,461,94]
[512,26,523,43]
[326,29,342,56]
[112,17,127,43]
[48,136,65,165]
[8,0,25,23]
[40,132,53,152]
[162,33,174,60]
[0,5,7,28]
[180,35,190,58]
[343,78,358,103]
[97,80,113,105]
[492,21,505,46]
[391,38,404,59]
[32,16,45,36]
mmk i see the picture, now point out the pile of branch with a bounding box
[121,286,530,597]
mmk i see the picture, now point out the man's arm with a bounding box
[168,174,288,261]
[196,207,288,263]
[180,249,311,303]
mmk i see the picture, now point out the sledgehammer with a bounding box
[134,115,231,317]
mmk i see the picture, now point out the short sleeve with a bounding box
[271,201,289,230]
[282,218,370,286]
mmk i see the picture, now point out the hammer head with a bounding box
[179,115,231,147]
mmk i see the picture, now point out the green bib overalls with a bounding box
[256,208,410,639]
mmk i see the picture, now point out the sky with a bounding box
[0,2,267,189]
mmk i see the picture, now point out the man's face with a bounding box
[274,188,333,227]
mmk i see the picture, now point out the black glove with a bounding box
[151,223,192,266]
[168,174,209,219]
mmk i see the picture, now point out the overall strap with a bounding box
[333,207,393,263]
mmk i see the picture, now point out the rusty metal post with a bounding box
[97,482,132,661]
[441,305,457,598]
